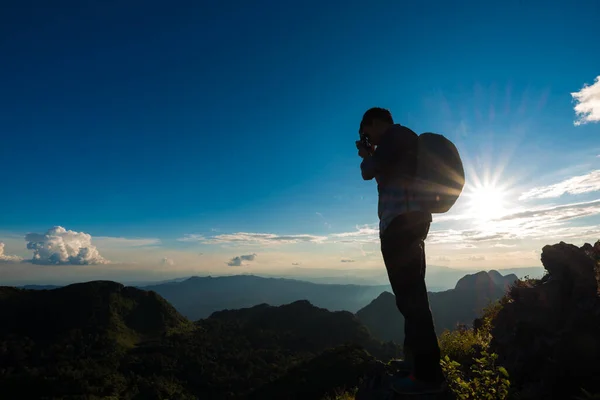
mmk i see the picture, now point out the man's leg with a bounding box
[381,213,445,392]
[400,229,427,372]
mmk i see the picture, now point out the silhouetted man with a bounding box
[356,107,447,395]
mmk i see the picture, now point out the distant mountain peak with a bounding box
[488,269,503,280]
[289,299,316,307]
[455,271,495,291]
[375,291,395,300]
[454,270,517,291]
[64,279,125,292]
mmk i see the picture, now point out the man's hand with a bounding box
[356,140,374,159]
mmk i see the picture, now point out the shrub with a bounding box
[321,386,357,400]
[441,351,510,400]
[439,299,510,399]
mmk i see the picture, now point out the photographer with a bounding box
[355,107,447,395]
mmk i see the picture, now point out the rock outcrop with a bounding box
[490,240,600,400]
[487,270,519,291]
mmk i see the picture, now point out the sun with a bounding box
[467,184,508,221]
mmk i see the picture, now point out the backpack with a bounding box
[413,132,465,214]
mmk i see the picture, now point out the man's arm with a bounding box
[360,125,418,180]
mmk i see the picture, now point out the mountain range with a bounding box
[0,281,398,399]
[12,265,544,291]
[2,251,594,400]
[258,265,544,288]
[141,269,523,322]
[141,275,390,320]
[13,268,525,326]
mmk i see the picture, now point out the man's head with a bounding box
[359,107,394,146]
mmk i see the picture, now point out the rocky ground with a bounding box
[488,240,600,399]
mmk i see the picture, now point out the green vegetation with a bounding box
[322,387,358,400]
[317,298,512,400]
[0,285,398,400]
[441,351,510,400]
[439,300,510,399]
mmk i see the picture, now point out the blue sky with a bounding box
[1,0,599,284]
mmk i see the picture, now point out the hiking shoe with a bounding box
[391,374,447,395]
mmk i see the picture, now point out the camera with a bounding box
[359,131,373,155]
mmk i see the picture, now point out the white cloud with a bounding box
[571,75,600,126]
[176,234,206,242]
[161,257,175,266]
[24,226,109,265]
[428,229,519,244]
[428,199,600,245]
[94,237,161,247]
[181,224,374,248]
[519,170,600,200]
[0,242,23,263]
[329,224,379,244]
[290,197,598,248]
[454,243,477,249]
[227,253,257,267]
[498,198,600,222]
[432,213,470,223]
[199,232,328,246]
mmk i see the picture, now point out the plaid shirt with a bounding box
[360,124,430,237]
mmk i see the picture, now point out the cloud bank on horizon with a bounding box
[1,155,599,274]
[0,242,23,264]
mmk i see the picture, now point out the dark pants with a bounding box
[381,211,445,383]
